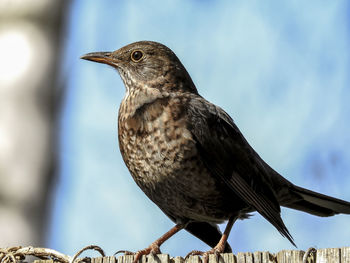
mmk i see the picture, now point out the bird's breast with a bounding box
[118,98,197,185]
[117,97,232,222]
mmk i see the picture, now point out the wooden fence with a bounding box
[32,247,350,263]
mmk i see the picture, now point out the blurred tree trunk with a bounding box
[0,0,69,246]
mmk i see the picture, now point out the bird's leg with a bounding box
[186,216,237,263]
[118,223,185,263]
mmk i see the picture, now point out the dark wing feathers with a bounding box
[228,173,294,244]
[187,96,296,246]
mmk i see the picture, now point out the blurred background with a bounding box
[0,0,349,258]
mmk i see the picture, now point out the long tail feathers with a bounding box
[286,185,350,217]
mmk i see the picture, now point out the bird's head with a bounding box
[81,41,197,94]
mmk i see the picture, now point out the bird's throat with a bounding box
[119,87,170,121]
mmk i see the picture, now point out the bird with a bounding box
[81,41,350,262]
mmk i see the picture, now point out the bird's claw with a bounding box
[115,243,161,263]
[185,247,222,263]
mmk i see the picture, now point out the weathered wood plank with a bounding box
[236,252,254,263]
[33,260,54,263]
[93,256,104,263]
[104,256,116,263]
[316,248,340,263]
[185,255,201,263]
[172,256,184,263]
[341,247,350,263]
[262,251,275,263]
[219,253,236,263]
[276,249,305,263]
[117,254,134,263]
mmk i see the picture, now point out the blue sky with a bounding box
[49,0,350,257]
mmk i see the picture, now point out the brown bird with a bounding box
[81,41,350,262]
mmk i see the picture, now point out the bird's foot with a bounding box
[185,244,225,263]
[115,242,161,263]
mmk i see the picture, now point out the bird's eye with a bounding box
[131,50,144,62]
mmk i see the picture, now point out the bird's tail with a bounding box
[285,185,350,217]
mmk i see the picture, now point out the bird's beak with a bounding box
[80,52,118,67]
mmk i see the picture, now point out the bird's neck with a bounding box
[119,86,170,121]
[118,70,198,121]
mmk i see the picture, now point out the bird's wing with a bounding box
[186,96,295,246]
